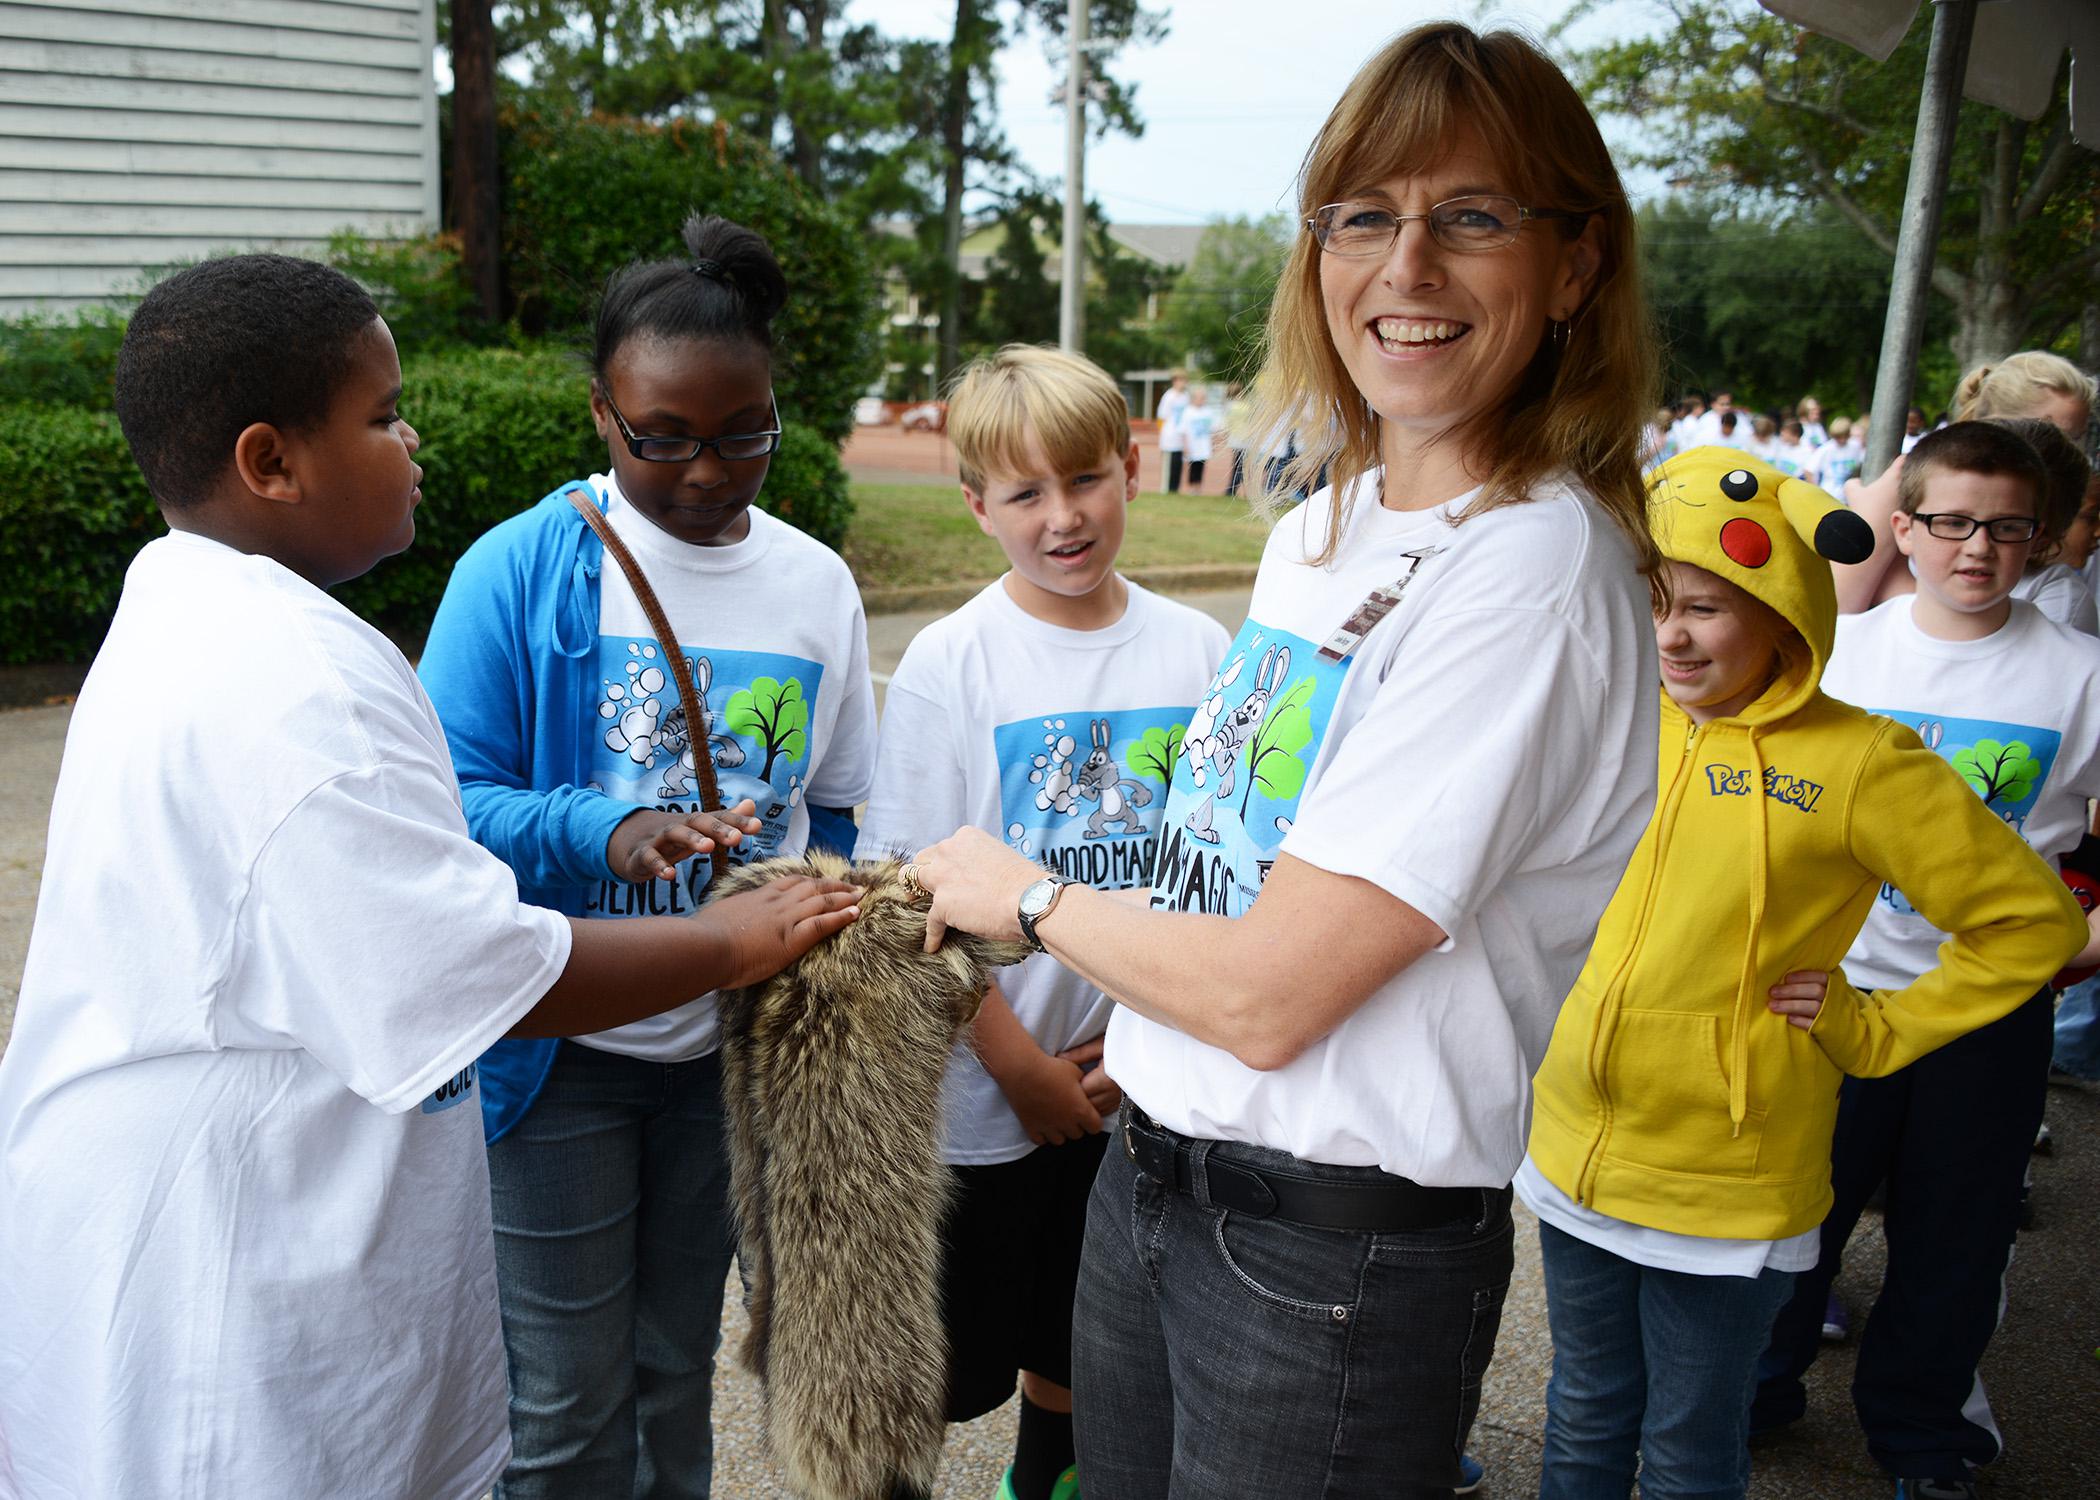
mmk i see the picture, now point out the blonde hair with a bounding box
[1828,416,1853,442]
[1247,22,1659,578]
[945,344,1131,493]
[1952,351,2095,426]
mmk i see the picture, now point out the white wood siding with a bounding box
[0,0,439,315]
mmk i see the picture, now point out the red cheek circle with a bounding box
[1721,517,1772,568]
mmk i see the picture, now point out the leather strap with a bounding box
[568,486,723,814]
[1121,1106,1486,1233]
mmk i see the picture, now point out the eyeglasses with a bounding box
[601,389,781,463]
[1306,195,1588,256]
[1912,512,2042,544]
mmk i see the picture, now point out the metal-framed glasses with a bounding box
[602,389,782,463]
[1306,196,1588,256]
[1911,512,2042,544]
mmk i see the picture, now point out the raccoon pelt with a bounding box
[709,851,1033,1500]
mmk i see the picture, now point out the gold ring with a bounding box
[901,862,924,896]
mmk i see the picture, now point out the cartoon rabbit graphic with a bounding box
[1076,718,1154,839]
[1181,650,1247,792]
[656,656,746,800]
[1185,644,1290,845]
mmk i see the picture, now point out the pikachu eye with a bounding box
[1720,469,1758,503]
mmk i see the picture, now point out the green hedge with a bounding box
[0,345,852,665]
[501,107,881,445]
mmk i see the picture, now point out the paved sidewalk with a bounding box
[1,588,2095,1497]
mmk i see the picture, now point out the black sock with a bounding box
[1011,1393,1076,1500]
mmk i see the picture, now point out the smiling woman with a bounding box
[909,21,1662,1499]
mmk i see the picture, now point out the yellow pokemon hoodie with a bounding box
[1527,448,2087,1241]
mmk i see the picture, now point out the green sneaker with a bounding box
[994,1466,1080,1500]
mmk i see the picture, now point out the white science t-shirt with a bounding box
[856,580,1228,1163]
[575,473,878,1061]
[0,533,571,1499]
[1110,471,1658,1185]
[1157,387,1190,452]
[1826,596,2100,990]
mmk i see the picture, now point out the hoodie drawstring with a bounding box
[1727,726,1770,1135]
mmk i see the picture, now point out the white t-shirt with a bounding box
[1770,439,1819,479]
[576,474,877,1061]
[1815,438,1864,498]
[1513,1158,1819,1278]
[1826,597,2100,991]
[1111,471,1658,1185]
[0,533,571,1499]
[2010,562,2100,635]
[1182,406,1218,463]
[855,580,1229,1163]
[1157,387,1190,452]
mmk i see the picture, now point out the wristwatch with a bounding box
[1017,873,1069,952]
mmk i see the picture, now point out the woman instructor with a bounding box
[915,24,1661,1499]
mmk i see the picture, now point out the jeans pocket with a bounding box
[1208,1210,1370,1323]
[1453,1281,1509,1450]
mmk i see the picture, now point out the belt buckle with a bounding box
[1121,1108,1139,1163]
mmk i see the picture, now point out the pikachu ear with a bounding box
[1774,472,1874,563]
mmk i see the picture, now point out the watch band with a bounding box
[1019,874,1068,951]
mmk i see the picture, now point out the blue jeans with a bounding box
[2053,974,2100,1079]
[487,1043,736,1500]
[1539,1222,1796,1499]
[1071,1120,1513,1499]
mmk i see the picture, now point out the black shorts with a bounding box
[1187,458,1208,485]
[937,1130,1111,1421]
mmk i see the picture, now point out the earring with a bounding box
[1548,318,1571,355]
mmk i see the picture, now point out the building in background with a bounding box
[0,0,440,317]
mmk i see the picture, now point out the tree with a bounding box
[1640,196,1944,414]
[1161,214,1290,380]
[1952,738,2042,809]
[448,0,503,320]
[726,675,809,780]
[1127,723,1184,786]
[1239,676,1313,817]
[1561,0,2100,368]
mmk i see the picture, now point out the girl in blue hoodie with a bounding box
[419,214,877,1497]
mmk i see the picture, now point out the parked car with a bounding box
[901,401,946,433]
[853,396,890,426]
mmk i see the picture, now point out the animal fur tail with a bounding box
[712,852,1032,1500]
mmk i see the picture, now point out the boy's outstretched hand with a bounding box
[1767,970,1829,1030]
[705,874,861,991]
[609,798,763,884]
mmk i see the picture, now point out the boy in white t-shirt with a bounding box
[1156,368,1190,493]
[1754,422,2100,1497]
[1814,416,1864,499]
[0,256,858,1500]
[857,345,1228,1500]
[1181,386,1218,493]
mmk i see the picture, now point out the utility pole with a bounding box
[1058,0,1086,352]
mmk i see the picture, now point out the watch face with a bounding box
[1020,878,1056,919]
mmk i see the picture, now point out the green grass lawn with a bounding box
[842,483,1269,594]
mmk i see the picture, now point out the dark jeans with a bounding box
[1753,986,2052,1482]
[1225,450,1246,497]
[1538,1223,1795,1499]
[1072,1120,1513,1499]
[1164,449,1184,494]
[487,1043,736,1500]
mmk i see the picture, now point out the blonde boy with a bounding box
[856,345,1226,1500]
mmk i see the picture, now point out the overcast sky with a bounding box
[855,0,1665,226]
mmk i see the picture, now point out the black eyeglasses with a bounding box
[601,388,782,463]
[1306,195,1587,256]
[1912,513,2042,544]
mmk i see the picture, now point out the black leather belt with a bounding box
[1121,1106,1487,1233]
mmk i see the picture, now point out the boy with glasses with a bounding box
[1754,421,2100,1500]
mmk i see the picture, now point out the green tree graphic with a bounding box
[726,676,809,781]
[1241,677,1316,816]
[1951,738,2042,808]
[1128,723,1186,786]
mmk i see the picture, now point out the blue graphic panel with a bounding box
[1871,708,2062,915]
[1147,619,1354,918]
[584,637,825,917]
[992,706,1190,890]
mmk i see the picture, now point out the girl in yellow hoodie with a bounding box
[1515,448,2085,1500]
